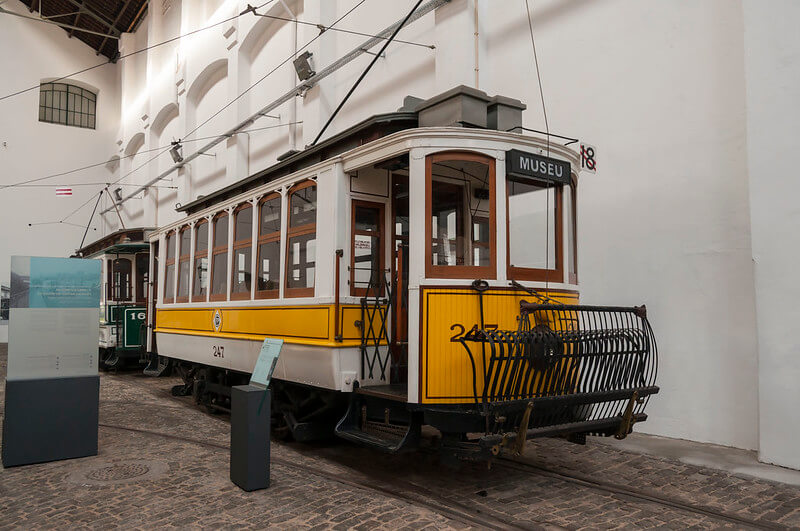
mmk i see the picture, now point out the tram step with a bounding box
[334,399,420,453]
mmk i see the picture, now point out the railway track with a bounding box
[105,374,787,530]
[98,422,541,530]
[494,458,781,530]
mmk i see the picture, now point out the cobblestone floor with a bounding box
[1,343,799,529]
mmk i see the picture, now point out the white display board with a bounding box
[7,256,101,381]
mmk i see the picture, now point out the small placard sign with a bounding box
[506,149,571,185]
[249,338,283,389]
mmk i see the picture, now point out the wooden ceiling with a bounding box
[19,0,149,60]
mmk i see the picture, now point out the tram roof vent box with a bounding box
[415,85,492,128]
[487,95,526,133]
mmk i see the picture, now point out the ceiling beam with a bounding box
[96,0,133,56]
[63,0,120,36]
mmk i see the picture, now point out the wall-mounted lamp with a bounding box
[170,140,184,163]
[293,51,315,81]
[113,188,123,201]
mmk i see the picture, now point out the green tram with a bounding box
[75,228,154,370]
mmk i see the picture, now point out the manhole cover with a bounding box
[86,463,150,481]
[66,460,169,486]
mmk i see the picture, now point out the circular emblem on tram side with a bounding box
[213,309,222,332]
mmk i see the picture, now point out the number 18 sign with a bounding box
[580,142,597,173]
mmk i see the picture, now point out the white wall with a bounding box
[743,1,800,470]
[483,0,760,451]
[0,0,120,286]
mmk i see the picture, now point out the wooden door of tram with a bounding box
[391,174,409,384]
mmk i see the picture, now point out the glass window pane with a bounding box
[45,91,52,108]
[355,206,379,232]
[180,228,191,257]
[39,91,45,105]
[45,108,52,122]
[59,110,67,124]
[193,257,208,297]
[257,241,280,292]
[353,234,379,290]
[81,114,88,128]
[429,159,491,268]
[287,233,315,290]
[177,260,190,298]
[195,222,208,253]
[290,185,316,227]
[508,180,556,270]
[231,246,252,295]
[89,116,95,129]
[565,185,576,277]
[259,197,281,234]
[235,205,252,242]
[211,252,228,295]
[214,216,228,248]
[39,107,45,121]
[89,99,95,115]
[166,233,175,260]
[164,264,175,299]
[82,97,89,114]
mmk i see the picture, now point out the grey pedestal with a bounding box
[230,385,270,491]
[2,376,99,467]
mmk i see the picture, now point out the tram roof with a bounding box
[178,112,418,215]
[74,227,155,258]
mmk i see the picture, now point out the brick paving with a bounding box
[1,342,799,529]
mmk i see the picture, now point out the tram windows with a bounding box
[256,194,281,298]
[231,204,253,300]
[193,220,209,300]
[286,181,316,297]
[472,216,490,267]
[426,152,496,279]
[351,201,385,296]
[112,258,132,301]
[135,253,148,304]
[507,179,562,282]
[176,227,191,302]
[210,213,229,301]
[164,231,176,303]
[565,184,578,284]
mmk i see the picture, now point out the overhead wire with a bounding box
[247,8,434,49]
[523,0,553,291]
[181,0,368,144]
[1,121,302,191]
[0,0,280,103]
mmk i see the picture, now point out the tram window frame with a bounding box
[192,219,209,301]
[506,178,564,283]
[350,200,386,297]
[230,203,254,301]
[255,193,282,300]
[135,253,148,304]
[565,182,578,284]
[210,212,229,302]
[111,257,132,302]
[163,232,176,303]
[176,226,191,303]
[425,151,497,280]
[285,180,317,298]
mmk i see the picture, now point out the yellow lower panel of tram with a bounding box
[155,304,371,347]
[420,288,579,404]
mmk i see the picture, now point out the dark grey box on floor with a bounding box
[230,385,270,491]
[2,376,99,467]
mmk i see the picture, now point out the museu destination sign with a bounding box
[506,149,571,185]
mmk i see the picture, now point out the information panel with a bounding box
[249,338,283,389]
[7,256,101,381]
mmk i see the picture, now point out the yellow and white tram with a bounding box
[145,88,658,458]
